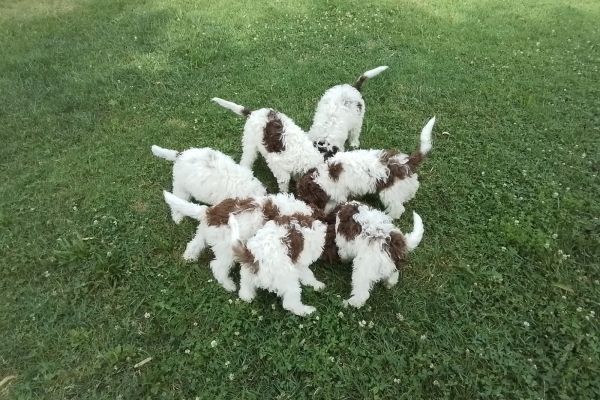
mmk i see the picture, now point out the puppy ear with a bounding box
[332,146,339,153]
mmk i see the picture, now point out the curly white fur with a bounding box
[298,117,435,219]
[163,191,314,292]
[212,98,323,192]
[230,215,326,316]
[308,66,388,151]
[334,202,424,308]
[152,145,266,223]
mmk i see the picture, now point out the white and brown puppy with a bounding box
[229,212,326,316]
[163,191,315,292]
[309,66,388,153]
[296,117,436,219]
[324,201,424,308]
[152,145,266,223]
[211,98,323,193]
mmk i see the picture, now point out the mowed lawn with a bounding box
[1,0,599,398]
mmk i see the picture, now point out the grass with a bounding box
[1,0,599,398]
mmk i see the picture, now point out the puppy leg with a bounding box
[238,266,257,302]
[343,254,379,308]
[171,183,191,224]
[279,278,315,316]
[182,226,206,262]
[272,170,291,193]
[209,245,236,292]
[384,270,399,289]
[298,266,326,291]
[240,135,259,169]
[348,126,361,148]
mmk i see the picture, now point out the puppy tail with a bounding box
[163,190,208,221]
[404,212,424,252]
[405,116,436,172]
[151,145,179,161]
[228,215,258,269]
[353,66,389,91]
[211,97,252,118]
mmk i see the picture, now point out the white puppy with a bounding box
[152,145,267,223]
[163,191,315,292]
[229,212,326,316]
[309,66,388,152]
[211,98,323,193]
[326,201,424,308]
[296,117,436,219]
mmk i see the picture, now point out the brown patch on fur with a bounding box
[263,110,285,153]
[283,225,304,263]
[321,222,340,263]
[295,169,330,210]
[375,149,423,191]
[354,76,367,91]
[275,213,315,228]
[261,198,281,221]
[328,162,344,181]
[206,198,257,226]
[336,203,362,240]
[233,241,259,273]
[383,231,408,267]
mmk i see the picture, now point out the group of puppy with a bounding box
[151,66,436,316]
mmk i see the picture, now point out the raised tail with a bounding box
[151,145,179,161]
[353,66,389,91]
[163,191,208,221]
[406,116,436,171]
[404,212,424,252]
[211,97,252,117]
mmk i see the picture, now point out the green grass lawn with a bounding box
[1,0,599,398]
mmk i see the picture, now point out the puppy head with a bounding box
[313,140,339,160]
[295,168,330,210]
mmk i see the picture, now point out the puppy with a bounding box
[163,191,315,292]
[308,66,388,153]
[296,117,435,219]
[327,201,424,308]
[152,145,266,223]
[211,98,323,192]
[229,212,326,316]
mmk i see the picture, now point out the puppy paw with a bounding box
[342,297,365,309]
[312,281,326,291]
[221,280,237,292]
[182,251,198,262]
[239,291,254,303]
[298,305,316,316]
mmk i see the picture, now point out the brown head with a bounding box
[383,231,408,268]
[206,198,258,226]
[263,110,285,153]
[336,203,362,240]
[295,168,330,210]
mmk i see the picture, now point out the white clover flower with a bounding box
[184,349,191,354]
[251,310,258,316]
[43,271,50,278]
[234,331,240,336]
[552,192,559,198]
[224,361,230,367]
[544,242,550,249]
[210,340,218,348]
[523,321,530,327]
[393,378,401,384]
[315,316,320,321]
[144,312,151,319]
[552,233,558,239]
[298,324,304,329]
[258,315,263,321]
[271,303,277,310]
[577,306,583,312]
[228,299,233,304]
[329,356,335,362]
[228,373,234,381]
[358,320,367,328]
[420,334,427,340]
[396,313,405,321]
[433,380,440,386]
[193,322,198,326]
[368,321,374,329]
[337,311,344,318]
